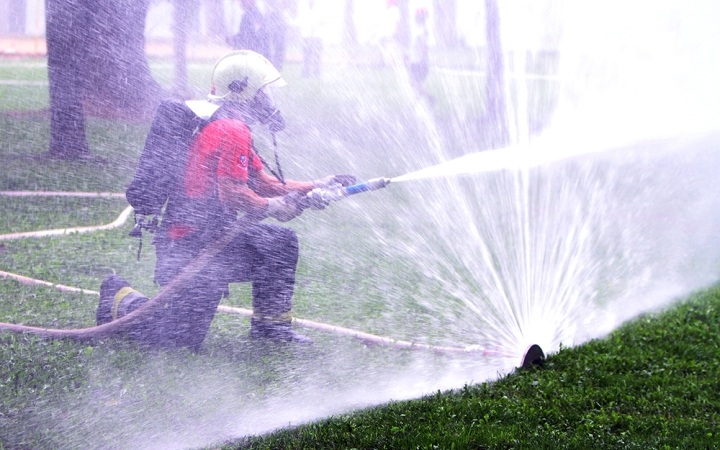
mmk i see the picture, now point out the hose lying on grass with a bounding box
[0,263,506,356]
[0,191,132,241]
[0,191,510,358]
[0,215,251,340]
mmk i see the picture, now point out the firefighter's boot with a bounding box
[250,315,312,344]
[97,275,149,325]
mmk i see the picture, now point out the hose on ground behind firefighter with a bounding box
[0,215,257,340]
[0,180,392,340]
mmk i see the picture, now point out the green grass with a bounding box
[0,55,482,448]
[0,59,49,112]
[0,196,128,234]
[229,288,720,449]
[2,52,715,450]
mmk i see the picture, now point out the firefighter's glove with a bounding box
[313,174,357,190]
[266,192,304,222]
[306,188,331,210]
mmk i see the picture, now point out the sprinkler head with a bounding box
[521,344,545,369]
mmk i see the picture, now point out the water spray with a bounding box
[299,177,546,368]
[0,189,546,368]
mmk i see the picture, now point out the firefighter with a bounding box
[99,50,355,350]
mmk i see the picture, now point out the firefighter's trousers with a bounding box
[152,221,299,350]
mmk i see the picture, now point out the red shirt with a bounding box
[170,118,264,240]
[184,118,264,197]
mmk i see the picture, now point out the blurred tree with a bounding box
[46,0,90,159]
[432,0,458,48]
[6,0,26,34]
[82,0,161,116]
[481,0,509,148]
[343,0,356,45]
[46,0,162,159]
[395,0,410,49]
[173,0,193,98]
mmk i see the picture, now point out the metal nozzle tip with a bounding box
[366,177,391,190]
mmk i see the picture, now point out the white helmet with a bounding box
[208,50,287,103]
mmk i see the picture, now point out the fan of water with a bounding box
[5,2,720,449]
[375,0,720,363]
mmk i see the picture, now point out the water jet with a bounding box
[3,3,720,446]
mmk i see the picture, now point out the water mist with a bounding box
[4,2,720,449]
[377,0,720,364]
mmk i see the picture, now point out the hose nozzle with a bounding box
[344,177,391,196]
[302,177,391,211]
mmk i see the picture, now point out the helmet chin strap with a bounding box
[251,132,286,185]
[249,93,286,184]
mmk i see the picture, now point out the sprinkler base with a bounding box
[521,344,545,369]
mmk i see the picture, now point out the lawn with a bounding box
[1,51,718,450]
[230,286,720,449]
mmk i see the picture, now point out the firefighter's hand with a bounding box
[313,174,357,189]
[306,188,331,210]
[266,193,304,222]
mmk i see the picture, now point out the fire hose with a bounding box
[0,179,395,341]
[0,182,543,367]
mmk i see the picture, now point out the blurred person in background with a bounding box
[265,0,288,70]
[407,7,433,103]
[296,0,326,78]
[229,0,270,58]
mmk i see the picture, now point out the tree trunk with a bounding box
[82,0,161,119]
[46,0,162,159]
[432,0,458,48]
[482,0,509,148]
[173,0,192,98]
[46,0,90,159]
